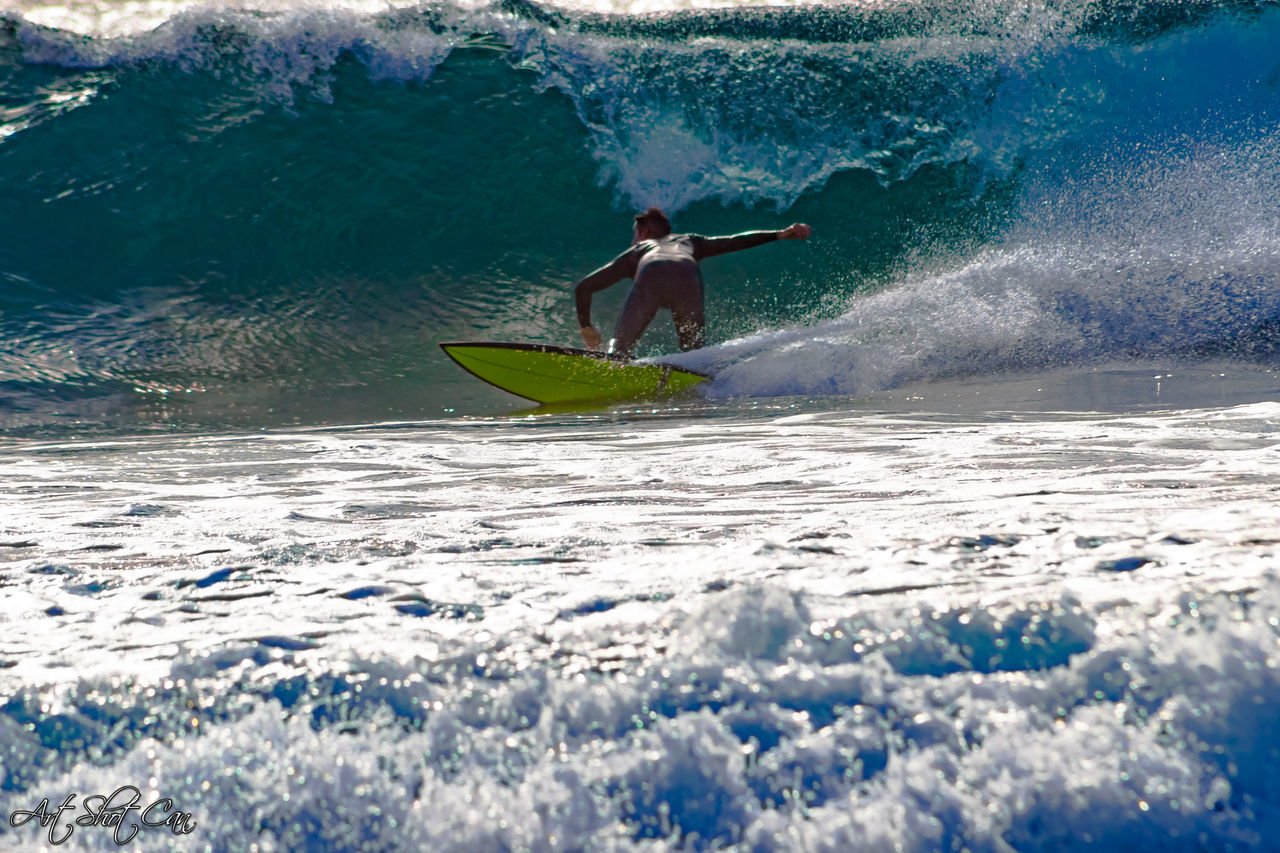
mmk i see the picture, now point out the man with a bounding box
[574,207,812,358]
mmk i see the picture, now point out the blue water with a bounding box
[3,0,1280,849]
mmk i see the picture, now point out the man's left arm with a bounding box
[693,223,812,260]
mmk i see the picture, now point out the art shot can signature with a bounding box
[8,785,197,845]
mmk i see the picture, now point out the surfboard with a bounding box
[440,341,711,405]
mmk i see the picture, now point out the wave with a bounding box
[1,0,1279,428]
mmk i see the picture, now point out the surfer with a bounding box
[574,208,812,358]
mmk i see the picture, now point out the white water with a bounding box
[2,374,1279,850]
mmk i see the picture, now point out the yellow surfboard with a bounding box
[440,342,710,405]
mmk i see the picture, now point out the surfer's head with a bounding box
[633,207,671,241]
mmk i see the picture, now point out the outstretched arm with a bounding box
[574,248,636,349]
[694,223,812,260]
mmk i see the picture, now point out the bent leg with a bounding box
[671,285,706,352]
[612,284,660,359]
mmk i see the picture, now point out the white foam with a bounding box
[3,400,1280,847]
[12,3,457,104]
[5,579,1278,849]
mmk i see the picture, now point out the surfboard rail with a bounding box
[440,341,711,405]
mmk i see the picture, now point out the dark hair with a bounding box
[633,207,671,237]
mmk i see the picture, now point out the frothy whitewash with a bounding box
[1,394,1279,849]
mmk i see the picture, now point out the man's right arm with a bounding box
[574,249,636,347]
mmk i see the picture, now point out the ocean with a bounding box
[2,0,1280,849]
